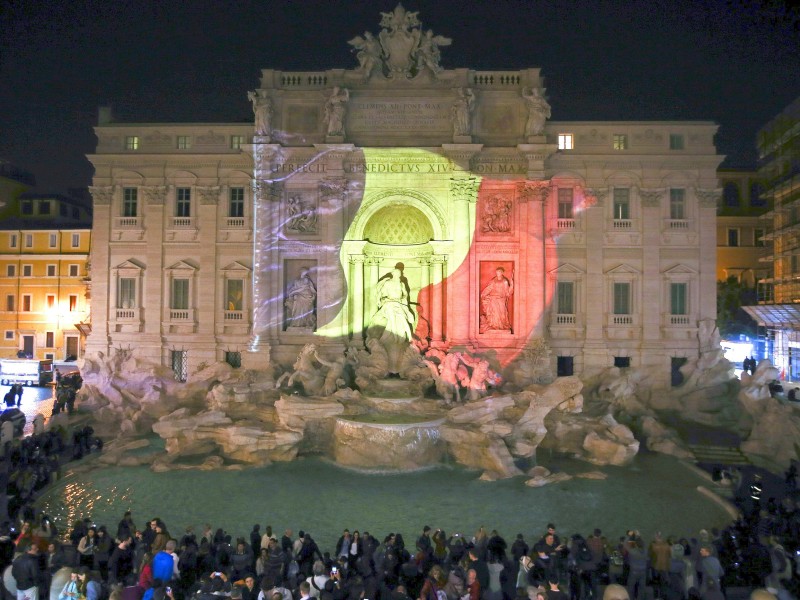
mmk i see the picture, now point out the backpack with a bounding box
[578,540,592,563]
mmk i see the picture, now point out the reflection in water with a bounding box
[37,454,730,550]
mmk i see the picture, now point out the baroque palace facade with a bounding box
[86,6,722,387]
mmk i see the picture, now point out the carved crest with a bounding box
[348,4,451,80]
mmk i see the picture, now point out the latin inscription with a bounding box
[349,101,451,132]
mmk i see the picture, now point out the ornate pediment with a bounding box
[348,4,451,80]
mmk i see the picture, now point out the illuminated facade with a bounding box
[0,166,92,360]
[86,8,722,387]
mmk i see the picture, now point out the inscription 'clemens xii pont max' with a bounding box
[348,101,451,132]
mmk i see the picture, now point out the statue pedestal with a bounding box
[326,135,345,143]
[452,135,472,144]
[526,135,547,144]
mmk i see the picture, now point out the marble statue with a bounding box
[347,31,382,79]
[479,267,514,333]
[247,90,272,137]
[285,269,317,329]
[285,195,318,233]
[414,29,451,76]
[371,267,416,377]
[460,354,501,401]
[522,87,551,137]
[451,88,475,137]
[314,349,348,396]
[276,343,325,395]
[325,87,350,137]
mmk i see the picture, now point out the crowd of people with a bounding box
[1,493,797,600]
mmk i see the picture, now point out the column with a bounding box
[350,256,365,340]
[431,257,445,343]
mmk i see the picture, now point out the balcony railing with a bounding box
[665,219,690,230]
[611,219,634,230]
[170,217,195,229]
[114,216,141,229]
[224,310,244,321]
[168,309,193,321]
[610,314,634,325]
[556,218,576,230]
[225,217,246,229]
[552,313,577,325]
[667,315,691,326]
[115,307,139,320]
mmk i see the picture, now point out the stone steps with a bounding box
[687,443,750,465]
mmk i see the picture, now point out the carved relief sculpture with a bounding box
[481,195,513,233]
[522,87,551,137]
[325,87,350,137]
[452,88,475,137]
[247,90,272,137]
[285,269,317,329]
[479,267,514,333]
[285,195,318,234]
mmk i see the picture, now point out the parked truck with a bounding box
[0,358,54,386]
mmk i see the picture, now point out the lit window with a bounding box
[22,264,32,277]
[9,234,17,248]
[25,234,33,248]
[171,279,190,310]
[123,188,138,217]
[71,233,80,248]
[231,135,245,149]
[613,282,631,315]
[6,265,15,277]
[46,295,55,309]
[177,135,191,150]
[118,278,136,309]
[229,187,245,218]
[727,228,740,247]
[69,295,77,311]
[613,134,628,150]
[176,188,191,217]
[5,295,14,311]
[39,200,51,215]
[557,188,574,219]
[49,233,57,248]
[46,331,54,347]
[125,136,139,150]
[669,134,684,150]
[226,279,244,311]
[47,264,56,277]
[557,134,574,150]
[22,295,31,312]
[669,189,685,219]
[21,201,33,215]
[613,188,630,220]
[69,264,79,277]
[670,282,687,315]
[556,281,574,314]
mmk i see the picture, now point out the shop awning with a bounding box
[743,304,800,330]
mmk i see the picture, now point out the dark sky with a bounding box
[2,0,799,194]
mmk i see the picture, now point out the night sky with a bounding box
[2,0,799,194]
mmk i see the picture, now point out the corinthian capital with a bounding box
[449,176,480,202]
[517,180,551,203]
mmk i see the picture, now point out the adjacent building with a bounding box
[85,8,723,388]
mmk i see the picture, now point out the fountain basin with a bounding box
[333,415,446,471]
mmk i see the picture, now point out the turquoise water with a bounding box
[37,453,730,550]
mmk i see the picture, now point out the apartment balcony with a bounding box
[166,216,199,241]
[605,219,641,245]
[164,308,196,333]
[548,312,584,339]
[664,219,690,230]
[224,310,245,321]
[170,217,195,229]
[114,216,142,229]
[112,307,142,333]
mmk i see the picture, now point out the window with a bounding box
[613,134,628,150]
[613,282,631,315]
[22,264,32,277]
[614,356,631,368]
[71,233,80,248]
[69,264,79,277]
[557,133,574,150]
[557,189,573,219]
[727,228,740,247]
[46,264,56,277]
[4,331,13,341]
[25,234,33,248]
[46,295,56,310]
[754,228,765,247]
[669,134,685,150]
[670,282,688,315]
[230,135,245,149]
[72,207,79,218]
[723,182,740,207]
[750,182,765,207]
[177,135,191,149]
[5,295,14,311]
[176,188,191,217]
[171,278,190,310]
[45,331,54,348]
[69,295,77,311]
[22,295,31,312]
[226,279,244,311]
[123,188,138,217]
[21,200,33,215]
[225,351,242,368]
[613,188,630,220]
[556,356,574,377]
[229,187,245,218]
[171,350,188,382]
[60,203,68,217]
[6,265,15,277]
[118,277,136,309]
[669,189,685,220]
[125,136,139,150]
[49,233,57,248]
[9,234,17,248]
[556,281,574,314]
[39,200,51,215]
